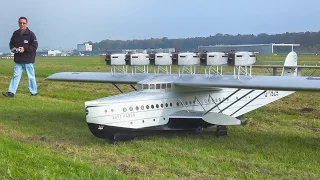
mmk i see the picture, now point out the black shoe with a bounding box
[30,93,38,96]
[2,92,14,97]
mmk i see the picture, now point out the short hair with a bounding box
[18,17,28,22]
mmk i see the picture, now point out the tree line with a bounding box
[91,31,320,53]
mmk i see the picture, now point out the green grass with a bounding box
[0,55,320,179]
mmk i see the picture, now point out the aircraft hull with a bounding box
[87,118,213,139]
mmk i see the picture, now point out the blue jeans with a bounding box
[8,63,37,94]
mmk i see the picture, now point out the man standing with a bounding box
[2,17,38,97]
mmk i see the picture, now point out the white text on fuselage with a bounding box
[113,113,136,120]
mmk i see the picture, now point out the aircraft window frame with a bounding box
[146,105,149,109]
[151,105,154,109]
[136,106,139,111]
[165,103,168,107]
[123,107,127,112]
[143,84,148,89]
[129,107,133,111]
[170,103,173,107]
[141,106,144,110]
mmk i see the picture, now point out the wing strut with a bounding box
[230,90,266,116]
[130,85,137,91]
[219,90,255,113]
[112,83,123,93]
[179,98,190,112]
[204,89,241,115]
[194,96,206,111]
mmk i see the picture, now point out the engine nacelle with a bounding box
[227,51,256,66]
[105,53,127,65]
[200,52,228,66]
[173,52,200,66]
[154,53,172,65]
[127,53,150,65]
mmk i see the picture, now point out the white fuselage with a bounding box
[85,87,294,129]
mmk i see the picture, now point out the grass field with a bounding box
[0,54,320,179]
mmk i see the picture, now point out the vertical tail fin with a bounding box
[282,52,298,76]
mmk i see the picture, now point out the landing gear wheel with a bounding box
[216,125,227,137]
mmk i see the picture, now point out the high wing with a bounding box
[46,72,320,91]
[46,72,152,84]
[173,75,320,91]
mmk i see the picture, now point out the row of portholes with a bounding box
[104,97,233,113]
[130,117,166,125]
[121,97,230,113]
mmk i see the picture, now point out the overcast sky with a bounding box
[0,0,319,50]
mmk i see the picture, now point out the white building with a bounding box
[77,43,92,52]
[48,50,62,56]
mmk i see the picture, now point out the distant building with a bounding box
[198,44,300,55]
[48,50,62,56]
[77,43,92,52]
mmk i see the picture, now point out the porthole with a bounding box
[142,120,145,123]
[141,106,144,110]
[165,103,168,107]
[189,101,192,105]
[193,100,196,104]
[170,103,172,107]
[151,105,154,109]
[111,109,114,112]
[153,119,155,121]
[185,101,188,105]
[129,107,133,111]
[123,107,127,112]
[176,102,179,106]
[156,104,159,108]
[105,110,107,113]
[146,105,149,109]
[136,106,139,111]
[161,104,164,108]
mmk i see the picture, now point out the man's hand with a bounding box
[19,47,24,53]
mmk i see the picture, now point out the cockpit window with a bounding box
[143,84,148,89]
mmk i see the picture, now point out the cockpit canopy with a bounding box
[137,82,172,91]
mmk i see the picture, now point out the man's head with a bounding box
[18,17,28,30]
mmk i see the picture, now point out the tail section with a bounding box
[282,52,298,76]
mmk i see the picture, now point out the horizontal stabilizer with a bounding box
[202,112,241,125]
